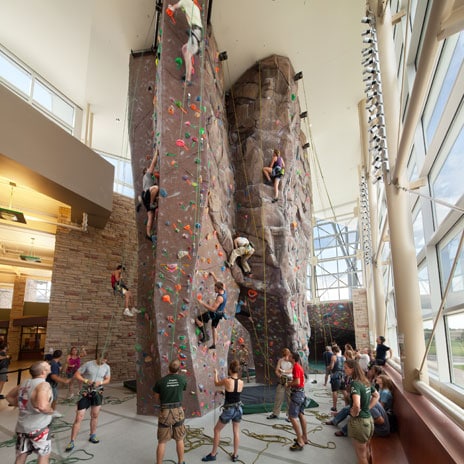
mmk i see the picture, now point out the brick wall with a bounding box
[46,193,138,381]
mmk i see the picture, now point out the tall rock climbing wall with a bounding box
[128,3,312,417]
[225,55,313,381]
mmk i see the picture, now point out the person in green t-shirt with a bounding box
[153,360,187,464]
[344,359,379,464]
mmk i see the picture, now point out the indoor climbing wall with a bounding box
[129,2,243,416]
[224,55,314,379]
[307,301,356,362]
[128,4,314,417]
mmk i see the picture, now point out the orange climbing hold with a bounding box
[162,294,172,303]
[248,289,258,299]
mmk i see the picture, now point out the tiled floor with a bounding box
[0,364,356,463]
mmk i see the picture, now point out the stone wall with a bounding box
[46,193,138,381]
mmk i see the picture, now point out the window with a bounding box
[413,209,425,254]
[423,319,438,376]
[24,280,52,303]
[423,33,463,147]
[446,312,464,388]
[0,51,31,96]
[438,224,464,308]
[0,44,80,135]
[430,117,464,228]
[312,219,362,301]
[418,262,431,317]
[0,287,13,309]
[98,151,135,198]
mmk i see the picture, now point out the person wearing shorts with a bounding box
[6,361,55,464]
[202,360,243,462]
[344,358,379,464]
[287,352,308,452]
[196,275,227,350]
[65,353,111,452]
[153,359,187,464]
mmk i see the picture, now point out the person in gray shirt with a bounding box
[65,353,111,451]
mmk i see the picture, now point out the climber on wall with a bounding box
[226,234,255,277]
[111,265,140,317]
[195,272,227,350]
[167,0,202,86]
[138,150,159,241]
[263,148,285,203]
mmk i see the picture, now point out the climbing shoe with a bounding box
[88,434,100,444]
[123,308,134,317]
[65,441,74,452]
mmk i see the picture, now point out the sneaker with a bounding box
[65,441,74,452]
[208,344,216,350]
[232,455,239,462]
[123,308,134,317]
[131,307,141,314]
[285,417,291,422]
[202,453,217,462]
[88,434,100,444]
[330,407,337,412]
[267,413,279,419]
[272,198,278,203]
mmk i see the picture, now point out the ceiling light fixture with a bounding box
[0,181,27,224]
[19,238,41,263]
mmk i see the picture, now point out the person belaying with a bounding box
[226,234,255,277]
[111,265,140,316]
[139,149,159,241]
[263,148,285,203]
[195,273,227,350]
[167,0,202,86]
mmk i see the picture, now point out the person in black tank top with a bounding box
[202,360,243,462]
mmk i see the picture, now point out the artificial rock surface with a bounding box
[128,5,312,417]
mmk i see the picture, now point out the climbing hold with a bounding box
[197,294,202,300]
[176,139,188,148]
[248,289,258,299]
[160,188,168,197]
[168,105,175,115]
[175,57,183,67]
[162,295,172,304]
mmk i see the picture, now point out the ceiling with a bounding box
[0,0,365,282]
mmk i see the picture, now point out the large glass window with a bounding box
[423,33,463,147]
[418,262,431,317]
[413,209,425,254]
[312,219,362,301]
[430,112,464,228]
[0,44,79,135]
[0,287,13,309]
[0,51,31,96]
[99,151,135,199]
[24,280,51,303]
[446,312,464,388]
[423,319,438,377]
[438,224,464,308]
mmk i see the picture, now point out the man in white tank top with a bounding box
[6,361,59,463]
